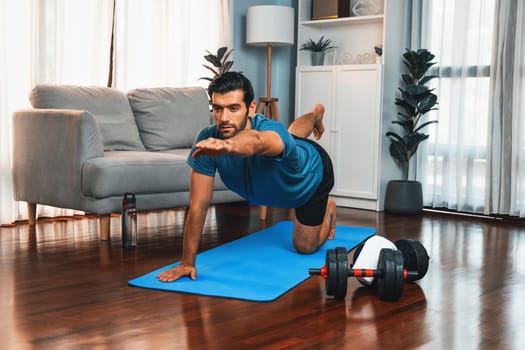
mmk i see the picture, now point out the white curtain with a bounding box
[0,0,231,225]
[0,0,113,224]
[416,0,525,217]
[113,0,231,90]
[485,0,525,217]
[415,0,497,214]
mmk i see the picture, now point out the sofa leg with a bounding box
[259,206,268,220]
[27,202,37,225]
[99,214,111,241]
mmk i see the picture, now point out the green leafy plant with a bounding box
[199,47,234,83]
[386,48,439,180]
[300,35,335,52]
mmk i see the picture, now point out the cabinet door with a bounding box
[333,65,382,199]
[295,67,335,156]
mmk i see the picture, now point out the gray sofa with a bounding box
[12,84,242,240]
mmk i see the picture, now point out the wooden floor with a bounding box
[0,203,524,350]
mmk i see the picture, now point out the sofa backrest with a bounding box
[30,84,144,151]
[127,87,213,151]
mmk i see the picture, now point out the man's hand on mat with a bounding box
[156,264,197,282]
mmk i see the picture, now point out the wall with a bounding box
[232,0,419,211]
[232,0,297,126]
[378,0,413,207]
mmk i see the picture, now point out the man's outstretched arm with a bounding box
[193,130,284,158]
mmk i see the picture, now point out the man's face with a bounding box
[211,89,256,139]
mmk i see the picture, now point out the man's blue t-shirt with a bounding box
[187,114,323,208]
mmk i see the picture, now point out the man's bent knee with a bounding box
[293,236,319,254]
[293,221,323,254]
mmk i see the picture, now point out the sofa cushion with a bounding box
[82,150,229,198]
[30,84,144,151]
[127,87,212,150]
[82,151,189,198]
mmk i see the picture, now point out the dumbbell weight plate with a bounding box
[376,248,404,301]
[324,248,349,300]
[395,239,429,282]
[325,249,338,297]
[334,247,348,300]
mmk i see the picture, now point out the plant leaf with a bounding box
[216,47,227,61]
[405,132,429,156]
[386,131,404,142]
[419,75,438,85]
[392,119,414,133]
[204,54,221,67]
[397,93,419,110]
[413,120,438,133]
[405,84,430,96]
[395,98,416,116]
[418,94,438,113]
[388,139,409,163]
[401,74,413,85]
[222,61,234,73]
[202,64,218,76]
[222,49,233,64]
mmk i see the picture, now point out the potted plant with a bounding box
[384,48,439,215]
[300,35,335,66]
[199,46,234,85]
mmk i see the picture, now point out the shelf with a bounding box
[300,15,383,27]
[298,63,382,70]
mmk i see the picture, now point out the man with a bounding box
[157,71,336,282]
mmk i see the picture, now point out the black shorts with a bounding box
[292,136,334,226]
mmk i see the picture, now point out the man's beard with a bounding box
[218,114,248,139]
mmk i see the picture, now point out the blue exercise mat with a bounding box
[128,221,375,302]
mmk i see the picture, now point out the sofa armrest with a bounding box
[12,109,104,208]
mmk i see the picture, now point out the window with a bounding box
[418,0,496,212]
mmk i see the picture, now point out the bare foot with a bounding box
[325,198,336,239]
[312,104,325,140]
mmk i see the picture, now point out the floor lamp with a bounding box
[246,5,294,122]
[246,5,294,219]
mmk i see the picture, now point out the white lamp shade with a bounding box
[246,6,294,46]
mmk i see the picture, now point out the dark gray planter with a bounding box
[384,180,423,215]
[311,52,325,66]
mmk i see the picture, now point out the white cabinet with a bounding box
[295,0,388,210]
[296,64,383,210]
[334,65,382,201]
[294,66,335,154]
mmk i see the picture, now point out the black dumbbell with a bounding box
[351,238,429,284]
[309,239,429,301]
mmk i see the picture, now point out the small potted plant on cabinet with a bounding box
[384,48,439,215]
[300,35,335,66]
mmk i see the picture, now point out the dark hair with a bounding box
[208,71,255,109]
